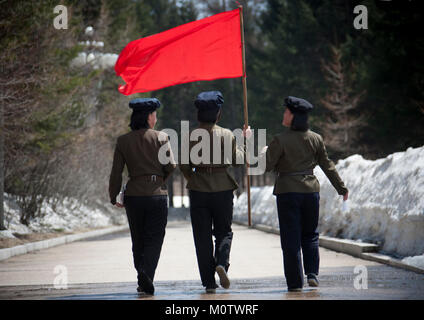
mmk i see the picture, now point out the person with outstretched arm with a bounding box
[263,96,349,292]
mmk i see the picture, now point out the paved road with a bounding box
[0,221,423,300]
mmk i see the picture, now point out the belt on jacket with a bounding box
[130,174,164,182]
[278,170,314,177]
[193,167,227,174]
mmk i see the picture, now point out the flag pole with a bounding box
[238,5,252,227]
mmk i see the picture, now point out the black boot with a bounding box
[138,270,154,295]
[205,283,218,294]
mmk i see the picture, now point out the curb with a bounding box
[233,221,424,275]
[0,225,129,262]
[360,252,424,275]
[319,235,379,257]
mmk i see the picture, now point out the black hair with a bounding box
[129,110,151,130]
[197,108,221,124]
[290,113,309,132]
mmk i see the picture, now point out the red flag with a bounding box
[115,9,243,95]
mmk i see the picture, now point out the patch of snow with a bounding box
[402,254,424,270]
[233,186,278,228]
[0,230,16,239]
[317,146,424,257]
[234,145,424,260]
[2,194,123,234]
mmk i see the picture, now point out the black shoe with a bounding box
[307,274,319,287]
[288,287,302,292]
[205,283,218,294]
[136,286,147,295]
[216,265,230,289]
[138,270,154,295]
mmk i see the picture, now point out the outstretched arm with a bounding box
[317,136,348,196]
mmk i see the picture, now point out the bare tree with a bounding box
[320,45,366,158]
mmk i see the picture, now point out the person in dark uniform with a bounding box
[264,96,349,292]
[180,91,246,294]
[109,98,176,295]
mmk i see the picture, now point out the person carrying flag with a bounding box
[180,91,247,293]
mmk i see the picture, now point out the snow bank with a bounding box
[2,194,124,235]
[317,146,424,257]
[402,254,424,269]
[234,146,424,260]
[1,194,190,237]
[233,186,278,228]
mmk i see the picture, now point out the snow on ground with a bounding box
[234,146,424,269]
[233,186,278,228]
[1,195,190,238]
[1,194,124,237]
[401,254,424,269]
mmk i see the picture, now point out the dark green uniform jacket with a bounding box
[265,127,348,195]
[179,122,245,192]
[109,128,176,204]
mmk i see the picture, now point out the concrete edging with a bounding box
[0,225,129,262]
[319,235,379,257]
[360,252,424,275]
[234,221,424,275]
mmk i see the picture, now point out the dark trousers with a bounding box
[124,195,168,284]
[276,192,320,289]
[189,190,234,288]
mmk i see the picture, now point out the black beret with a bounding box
[129,98,161,112]
[194,91,224,110]
[284,96,313,113]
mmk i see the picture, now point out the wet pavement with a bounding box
[0,221,423,300]
[1,266,423,300]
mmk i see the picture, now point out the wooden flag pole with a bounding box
[238,5,252,227]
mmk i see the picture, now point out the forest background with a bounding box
[1,0,423,227]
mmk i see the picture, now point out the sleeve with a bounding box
[232,135,246,167]
[264,136,283,172]
[317,136,348,195]
[179,148,193,181]
[109,138,125,205]
[179,136,193,181]
[161,136,177,183]
[179,164,192,181]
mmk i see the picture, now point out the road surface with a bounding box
[0,221,423,300]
